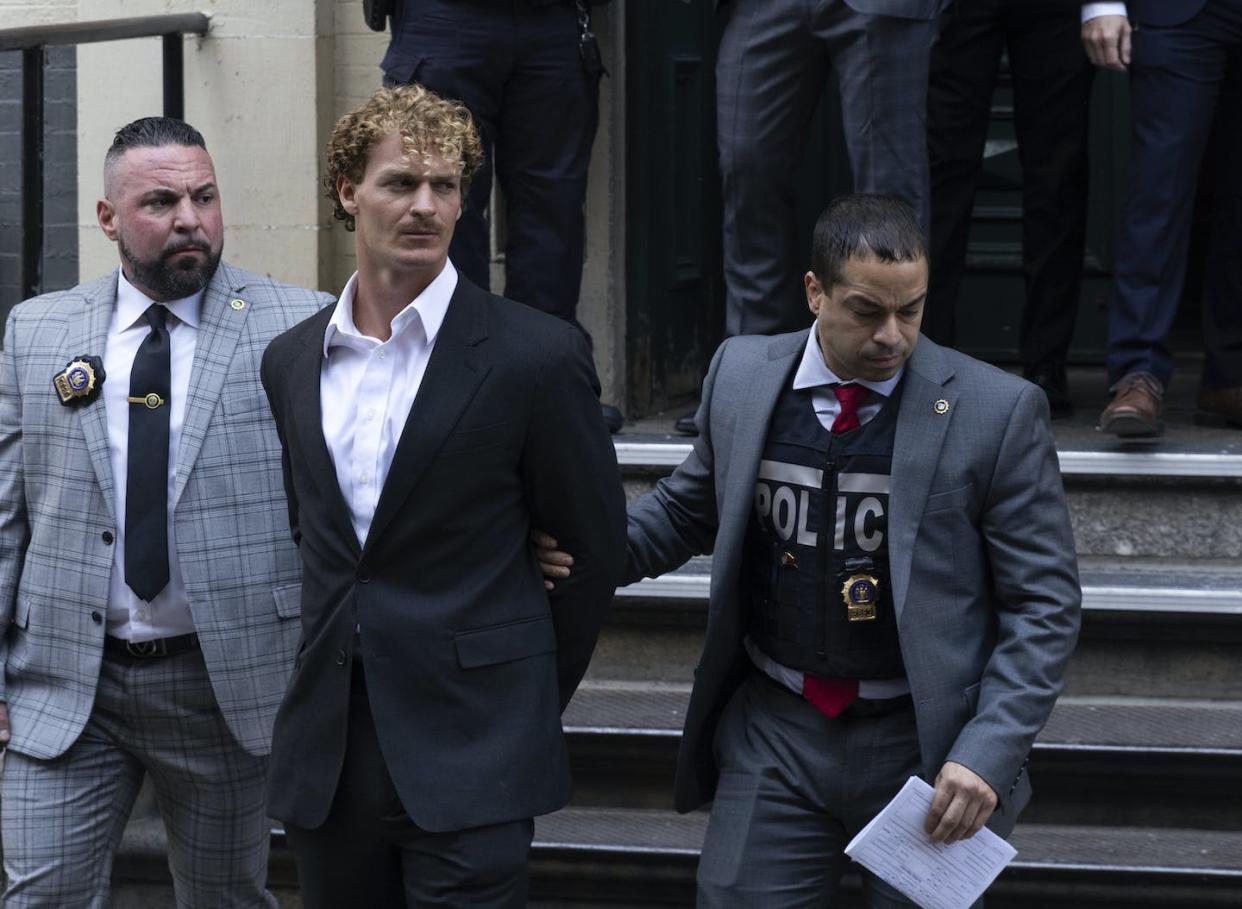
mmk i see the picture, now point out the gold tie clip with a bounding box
[127,393,166,410]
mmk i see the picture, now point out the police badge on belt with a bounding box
[841,558,880,622]
[53,356,106,406]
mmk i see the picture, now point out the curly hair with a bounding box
[324,83,484,231]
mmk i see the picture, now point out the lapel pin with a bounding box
[53,355,106,407]
[933,399,950,415]
[229,298,246,311]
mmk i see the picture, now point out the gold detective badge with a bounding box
[54,356,105,406]
[842,574,880,622]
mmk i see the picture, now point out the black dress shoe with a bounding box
[1023,361,1074,420]
[674,409,699,435]
[601,403,624,434]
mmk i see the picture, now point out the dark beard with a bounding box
[119,238,222,301]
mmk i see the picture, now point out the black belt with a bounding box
[104,632,200,661]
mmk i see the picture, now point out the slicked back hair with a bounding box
[810,194,927,290]
[103,117,208,191]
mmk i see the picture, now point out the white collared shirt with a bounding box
[103,269,201,641]
[321,261,458,546]
[791,329,905,431]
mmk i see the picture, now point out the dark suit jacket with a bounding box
[261,275,626,832]
[1125,1,1205,28]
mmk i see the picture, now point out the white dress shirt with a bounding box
[791,328,905,431]
[321,262,458,546]
[1082,2,1128,23]
[103,270,201,641]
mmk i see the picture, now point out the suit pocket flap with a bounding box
[455,614,556,669]
[222,391,269,417]
[271,583,301,619]
[924,483,974,514]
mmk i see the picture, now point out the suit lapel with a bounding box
[68,274,121,518]
[285,306,361,556]
[719,332,804,540]
[362,279,490,554]
[889,337,957,621]
[173,264,251,504]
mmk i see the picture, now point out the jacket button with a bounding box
[335,648,347,666]
[101,531,114,544]
[91,611,103,624]
[356,567,371,584]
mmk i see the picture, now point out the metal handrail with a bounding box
[0,13,210,52]
[0,13,211,307]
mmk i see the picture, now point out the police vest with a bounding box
[743,378,905,678]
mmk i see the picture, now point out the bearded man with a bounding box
[0,116,330,907]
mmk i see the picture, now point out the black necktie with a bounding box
[125,304,171,602]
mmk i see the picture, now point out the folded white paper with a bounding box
[844,776,1017,909]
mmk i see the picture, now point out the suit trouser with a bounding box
[284,662,534,909]
[1107,0,1242,389]
[697,672,983,908]
[381,0,600,332]
[0,648,275,909]
[923,0,1094,368]
[717,0,937,337]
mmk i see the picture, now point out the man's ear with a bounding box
[337,175,360,216]
[97,198,118,241]
[805,271,825,315]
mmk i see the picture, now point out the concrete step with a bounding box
[529,807,1242,908]
[562,684,1242,829]
[615,438,1242,562]
[588,559,1242,699]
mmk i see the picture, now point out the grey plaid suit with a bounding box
[0,262,330,905]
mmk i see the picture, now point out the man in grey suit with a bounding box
[541,195,1081,905]
[0,117,329,906]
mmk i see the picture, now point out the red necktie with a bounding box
[829,382,869,433]
[802,383,869,718]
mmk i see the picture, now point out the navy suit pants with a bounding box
[381,0,601,331]
[1109,0,1242,389]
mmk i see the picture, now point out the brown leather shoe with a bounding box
[1195,386,1242,428]
[1098,372,1164,437]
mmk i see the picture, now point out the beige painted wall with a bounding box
[11,0,623,401]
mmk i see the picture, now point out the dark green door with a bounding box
[624,2,724,418]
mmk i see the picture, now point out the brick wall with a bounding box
[0,45,77,336]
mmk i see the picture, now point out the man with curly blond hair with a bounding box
[260,83,627,906]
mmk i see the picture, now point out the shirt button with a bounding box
[101,531,114,545]
[91,611,103,625]
[135,610,148,622]
[358,474,370,486]
[377,350,387,360]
